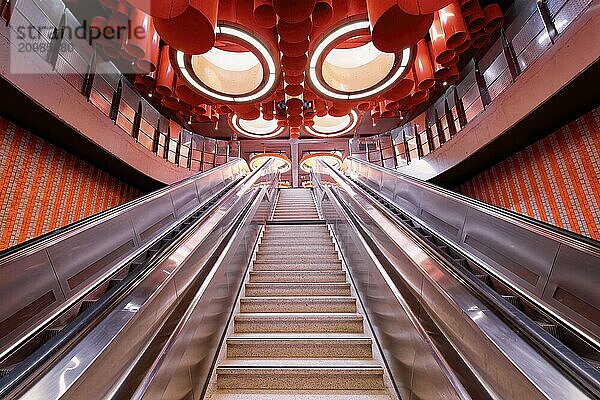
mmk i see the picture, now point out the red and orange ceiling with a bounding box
[92,0,503,139]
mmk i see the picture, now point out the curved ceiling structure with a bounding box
[110,0,504,139]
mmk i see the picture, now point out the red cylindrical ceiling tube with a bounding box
[285,73,305,85]
[127,0,189,19]
[366,0,434,53]
[313,0,333,26]
[253,0,277,28]
[273,0,316,23]
[134,22,160,73]
[483,4,504,33]
[277,18,313,44]
[290,127,301,138]
[154,0,218,54]
[125,9,152,60]
[440,2,468,49]
[414,39,435,90]
[383,77,415,101]
[156,45,175,96]
[467,1,486,33]
[397,0,453,15]
[279,39,310,57]
[429,41,451,81]
[429,12,456,65]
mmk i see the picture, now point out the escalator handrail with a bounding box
[131,178,274,400]
[324,159,600,398]
[0,159,249,261]
[346,157,600,253]
[0,158,267,400]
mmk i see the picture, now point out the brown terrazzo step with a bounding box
[226,335,373,358]
[255,254,339,263]
[252,262,342,271]
[245,283,351,297]
[216,360,384,390]
[234,313,364,333]
[239,296,357,313]
[249,271,347,283]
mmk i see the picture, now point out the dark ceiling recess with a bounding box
[431,59,600,189]
[0,76,164,192]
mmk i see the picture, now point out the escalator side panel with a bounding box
[462,207,560,297]
[346,157,600,343]
[0,252,65,351]
[170,181,200,219]
[419,190,468,242]
[128,195,177,244]
[47,213,138,298]
[545,246,600,342]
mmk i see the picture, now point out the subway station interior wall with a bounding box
[0,116,141,250]
[456,105,600,240]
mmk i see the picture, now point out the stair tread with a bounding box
[208,392,391,400]
[218,358,382,368]
[227,333,371,340]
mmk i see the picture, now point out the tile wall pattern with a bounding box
[0,117,141,250]
[457,106,600,240]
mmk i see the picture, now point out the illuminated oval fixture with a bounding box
[308,19,414,101]
[304,109,359,137]
[300,152,343,173]
[249,153,292,173]
[230,113,285,139]
[175,24,279,104]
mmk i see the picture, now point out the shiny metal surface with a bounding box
[6,160,277,400]
[0,160,248,359]
[344,157,600,345]
[315,185,469,400]
[313,160,593,400]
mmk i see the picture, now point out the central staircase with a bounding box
[209,189,392,399]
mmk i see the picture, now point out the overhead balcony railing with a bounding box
[349,0,594,168]
[1,0,239,172]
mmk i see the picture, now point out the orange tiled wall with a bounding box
[0,117,141,250]
[456,106,600,240]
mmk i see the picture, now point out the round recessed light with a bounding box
[300,152,343,173]
[307,20,414,101]
[230,113,285,139]
[249,153,292,173]
[174,24,279,104]
[304,109,359,138]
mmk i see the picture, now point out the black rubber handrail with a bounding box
[348,157,600,251]
[0,159,245,260]
[0,162,260,399]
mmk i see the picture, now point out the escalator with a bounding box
[1,156,599,400]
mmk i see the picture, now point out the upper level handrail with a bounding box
[346,157,600,254]
[0,159,248,262]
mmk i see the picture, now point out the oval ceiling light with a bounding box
[304,109,359,137]
[300,152,343,173]
[249,153,292,173]
[307,19,414,101]
[230,113,285,139]
[175,24,279,104]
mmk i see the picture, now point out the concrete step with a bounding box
[216,359,384,390]
[252,261,342,271]
[256,249,338,257]
[226,334,373,358]
[239,296,357,313]
[249,271,347,283]
[208,392,392,400]
[260,237,332,244]
[245,283,351,297]
[255,254,339,263]
[234,313,364,333]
